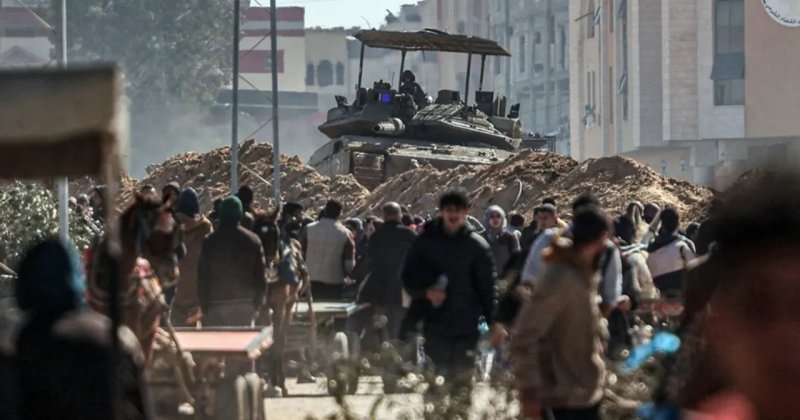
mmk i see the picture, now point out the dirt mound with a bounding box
[64,143,711,225]
[139,139,369,214]
[356,152,712,223]
[539,156,712,222]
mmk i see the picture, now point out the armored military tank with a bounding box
[309,29,528,190]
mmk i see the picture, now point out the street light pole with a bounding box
[231,0,241,193]
[270,0,280,204]
[57,0,69,242]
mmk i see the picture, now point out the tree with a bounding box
[45,0,247,174]
[49,0,234,110]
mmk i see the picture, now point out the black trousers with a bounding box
[424,326,477,393]
[545,405,600,420]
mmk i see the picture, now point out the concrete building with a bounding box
[304,28,354,98]
[486,0,570,154]
[240,6,306,92]
[570,0,800,188]
[0,4,52,68]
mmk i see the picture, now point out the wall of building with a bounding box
[304,29,352,96]
[0,7,52,67]
[240,7,306,92]
[661,0,698,142]
[744,0,800,139]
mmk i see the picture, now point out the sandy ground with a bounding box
[263,376,517,420]
[264,376,421,419]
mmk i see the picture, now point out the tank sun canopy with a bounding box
[354,29,511,57]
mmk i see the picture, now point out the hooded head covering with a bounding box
[483,205,507,241]
[236,185,254,211]
[178,187,200,218]
[219,196,243,223]
[16,239,85,317]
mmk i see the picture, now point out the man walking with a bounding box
[402,190,496,405]
[358,202,417,342]
[197,196,267,326]
[171,188,213,326]
[300,200,355,301]
[511,206,610,420]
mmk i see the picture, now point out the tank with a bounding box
[309,29,527,190]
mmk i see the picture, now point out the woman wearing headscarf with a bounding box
[15,239,152,419]
[482,205,521,277]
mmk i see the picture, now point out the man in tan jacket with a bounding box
[510,205,610,420]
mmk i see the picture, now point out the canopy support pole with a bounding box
[478,54,486,91]
[399,49,407,87]
[356,43,365,103]
[464,53,472,106]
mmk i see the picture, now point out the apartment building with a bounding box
[570,0,800,188]
[486,0,570,153]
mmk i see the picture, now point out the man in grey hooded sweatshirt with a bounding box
[482,205,521,277]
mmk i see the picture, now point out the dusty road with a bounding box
[263,376,517,420]
[264,376,422,419]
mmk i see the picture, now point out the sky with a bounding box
[270,0,412,29]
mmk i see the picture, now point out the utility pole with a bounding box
[57,0,68,242]
[231,0,240,193]
[270,0,280,203]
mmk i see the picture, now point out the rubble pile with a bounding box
[139,139,369,214]
[536,156,713,222]
[356,152,712,223]
[64,141,711,225]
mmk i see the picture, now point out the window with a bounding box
[335,62,345,85]
[305,63,315,86]
[608,0,614,32]
[317,60,333,87]
[559,26,567,70]
[587,0,596,39]
[519,35,526,73]
[494,55,502,74]
[608,67,614,122]
[264,51,285,73]
[712,0,744,105]
[715,79,745,105]
[457,21,466,34]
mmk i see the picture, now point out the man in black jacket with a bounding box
[198,196,267,326]
[402,190,496,401]
[358,202,416,343]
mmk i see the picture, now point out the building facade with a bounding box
[570,0,800,188]
[486,0,570,154]
[240,6,306,93]
[0,4,52,68]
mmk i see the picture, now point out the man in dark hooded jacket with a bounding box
[14,239,152,419]
[358,202,416,342]
[198,196,267,326]
[402,190,496,401]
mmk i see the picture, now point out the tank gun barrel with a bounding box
[372,118,406,136]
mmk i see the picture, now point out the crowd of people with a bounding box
[2,167,799,420]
